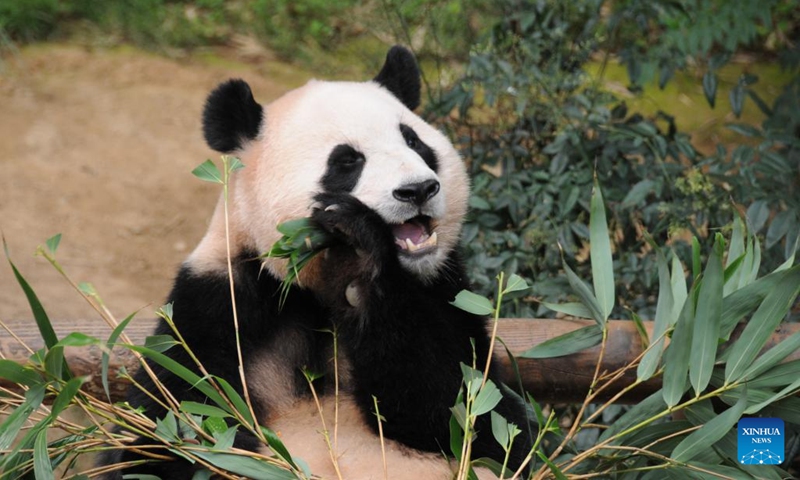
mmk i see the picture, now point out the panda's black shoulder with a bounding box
[202,79,263,153]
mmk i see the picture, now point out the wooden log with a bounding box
[1,318,799,403]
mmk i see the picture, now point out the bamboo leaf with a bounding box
[451,290,494,316]
[690,234,724,395]
[519,325,603,359]
[747,360,800,389]
[503,273,529,294]
[191,451,296,480]
[51,377,85,416]
[0,360,42,386]
[180,401,233,419]
[103,312,136,401]
[599,390,666,443]
[671,390,747,462]
[563,259,605,327]
[540,301,593,319]
[45,233,62,255]
[725,267,800,382]
[144,334,179,353]
[638,247,673,381]
[0,384,46,451]
[125,345,231,414]
[662,293,695,407]
[720,266,797,339]
[702,71,717,108]
[191,159,223,184]
[740,330,800,382]
[473,380,503,416]
[590,179,614,321]
[215,376,255,428]
[670,254,687,321]
[34,429,54,480]
[260,426,300,472]
[745,377,800,415]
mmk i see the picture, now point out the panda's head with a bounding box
[191,46,469,282]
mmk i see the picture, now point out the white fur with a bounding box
[189,79,469,282]
[265,396,496,480]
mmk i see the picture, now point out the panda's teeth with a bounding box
[400,231,438,253]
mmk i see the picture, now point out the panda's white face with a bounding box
[189,75,468,283]
[240,80,468,281]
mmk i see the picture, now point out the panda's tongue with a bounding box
[392,219,437,252]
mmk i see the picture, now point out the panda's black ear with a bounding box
[373,46,421,111]
[202,79,263,153]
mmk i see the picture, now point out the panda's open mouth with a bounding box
[391,216,438,254]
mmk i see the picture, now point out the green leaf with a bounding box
[638,247,674,381]
[740,330,800,382]
[671,390,747,462]
[34,429,54,480]
[211,426,237,451]
[261,426,300,472]
[450,290,494,316]
[103,312,136,400]
[725,267,800,382]
[4,239,60,350]
[192,159,223,184]
[45,233,62,254]
[0,384,46,451]
[747,360,800,389]
[51,377,85,416]
[125,345,230,414]
[536,450,568,480]
[590,179,614,321]
[670,254,687,320]
[663,292,695,407]
[702,71,717,108]
[563,259,605,327]
[202,416,228,437]
[155,411,180,442]
[490,410,510,449]
[692,237,701,280]
[180,401,233,419]
[540,301,592,319]
[227,156,245,173]
[729,83,745,118]
[144,334,178,353]
[598,390,666,444]
[503,273,529,294]
[519,325,603,359]
[621,179,655,208]
[215,376,255,428]
[0,360,42,386]
[745,377,800,415]
[191,451,296,480]
[472,380,503,416]
[55,332,101,348]
[690,234,724,395]
[720,266,797,339]
[44,345,65,380]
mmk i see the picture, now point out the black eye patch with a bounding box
[400,124,438,171]
[321,144,366,193]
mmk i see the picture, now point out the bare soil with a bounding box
[0,44,306,322]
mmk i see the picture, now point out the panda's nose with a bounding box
[393,179,440,206]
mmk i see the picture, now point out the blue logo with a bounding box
[738,417,784,465]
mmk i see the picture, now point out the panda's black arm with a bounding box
[311,194,535,471]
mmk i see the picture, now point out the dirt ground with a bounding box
[0,44,308,322]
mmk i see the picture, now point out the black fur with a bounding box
[202,79,263,153]
[400,123,439,171]
[321,144,366,192]
[310,192,534,468]
[98,255,331,479]
[373,46,422,110]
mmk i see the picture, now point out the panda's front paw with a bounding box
[311,192,395,266]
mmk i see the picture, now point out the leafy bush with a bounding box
[427,0,799,318]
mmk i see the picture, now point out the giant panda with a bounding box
[100,46,534,479]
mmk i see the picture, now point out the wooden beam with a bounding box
[1,318,798,403]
